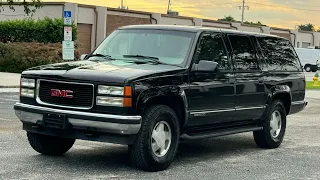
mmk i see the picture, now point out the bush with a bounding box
[0,17,77,43]
[0,42,80,73]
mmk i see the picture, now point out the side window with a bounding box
[228,35,259,71]
[257,37,302,71]
[194,33,230,71]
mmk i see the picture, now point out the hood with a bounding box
[22,60,185,83]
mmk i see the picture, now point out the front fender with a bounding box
[135,85,189,127]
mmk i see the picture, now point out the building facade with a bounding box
[1,2,319,55]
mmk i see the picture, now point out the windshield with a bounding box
[91,29,195,66]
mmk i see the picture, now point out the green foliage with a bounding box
[298,23,315,32]
[0,0,42,16]
[0,17,77,43]
[218,15,265,26]
[218,16,236,22]
[243,21,265,26]
[0,42,79,73]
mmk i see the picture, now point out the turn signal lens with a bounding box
[124,86,132,97]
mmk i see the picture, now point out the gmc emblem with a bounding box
[50,89,73,98]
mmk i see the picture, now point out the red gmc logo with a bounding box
[50,89,73,98]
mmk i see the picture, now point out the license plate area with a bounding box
[43,113,68,129]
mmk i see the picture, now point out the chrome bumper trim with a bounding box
[14,103,141,135]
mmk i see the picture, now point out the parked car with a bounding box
[14,25,307,172]
[294,47,320,72]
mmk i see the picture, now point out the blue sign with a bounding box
[64,11,72,18]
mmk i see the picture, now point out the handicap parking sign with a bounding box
[64,11,72,25]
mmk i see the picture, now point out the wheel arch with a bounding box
[266,85,292,115]
[136,88,189,130]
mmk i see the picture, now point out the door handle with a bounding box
[229,78,235,84]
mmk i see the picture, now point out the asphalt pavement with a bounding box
[0,90,320,180]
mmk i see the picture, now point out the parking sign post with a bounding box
[63,10,74,60]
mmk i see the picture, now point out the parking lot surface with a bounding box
[0,91,319,180]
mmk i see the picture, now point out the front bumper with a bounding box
[14,103,142,144]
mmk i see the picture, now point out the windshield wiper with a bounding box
[86,53,114,60]
[123,55,162,64]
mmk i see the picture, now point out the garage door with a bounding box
[77,23,92,55]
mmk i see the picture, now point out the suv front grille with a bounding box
[37,80,94,109]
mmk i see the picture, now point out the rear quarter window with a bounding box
[257,36,302,71]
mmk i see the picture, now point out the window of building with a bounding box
[228,35,259,71]
[193,33,230,71]
[257,36,302,71]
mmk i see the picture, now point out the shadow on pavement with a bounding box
[25,133,261,172]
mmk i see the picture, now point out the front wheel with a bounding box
[129,105,180,172]
[27,132,75,156]
[304,64,311,72]
[253,100,287,149]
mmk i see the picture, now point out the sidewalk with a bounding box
[0,72,21,88]
[305,90,320,99]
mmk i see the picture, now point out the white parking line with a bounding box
[0,98,18,102]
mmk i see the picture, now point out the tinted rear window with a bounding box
[257,37,302,71]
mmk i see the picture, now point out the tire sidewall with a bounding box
[266,101,287,144]
[143,106,180,166]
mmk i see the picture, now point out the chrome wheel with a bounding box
[270,110,282,138]
[151,121,172,157]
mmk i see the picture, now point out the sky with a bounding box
[49,0,320,29]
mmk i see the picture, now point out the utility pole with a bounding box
[239,0,249,24]
[121,0,123,9]
[167,0,171,13]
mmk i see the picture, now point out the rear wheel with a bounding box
[129,105,180,172]
[27,132,75,156]
[253,100,287,149]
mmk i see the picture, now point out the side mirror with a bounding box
[193,60,218,72]
[80,54,88,60]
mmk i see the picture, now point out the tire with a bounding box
[253,100,287,149]
[129,105,180,172]
[304,64,311,72]
[27,132,75,156]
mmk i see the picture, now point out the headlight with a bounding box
[20,88,35,98]
[98,85,124,95]
[96,96,132,107]
[97,85,132,96]
[21,78,35,88]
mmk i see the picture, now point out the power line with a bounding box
[247,2,320,12]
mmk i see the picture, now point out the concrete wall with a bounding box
[0,4,63,20]
[160,15,194,26]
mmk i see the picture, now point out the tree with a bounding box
[297,23,315,31]
[0,0,42,16]
[218,15,236,22]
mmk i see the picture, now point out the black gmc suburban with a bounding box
[14,25,307,172]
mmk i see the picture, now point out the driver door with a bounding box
[186,32,236,127]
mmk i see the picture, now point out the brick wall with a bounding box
[270,32,292,41]
[106,14,151,35]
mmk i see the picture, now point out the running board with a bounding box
[180,126,263,141]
